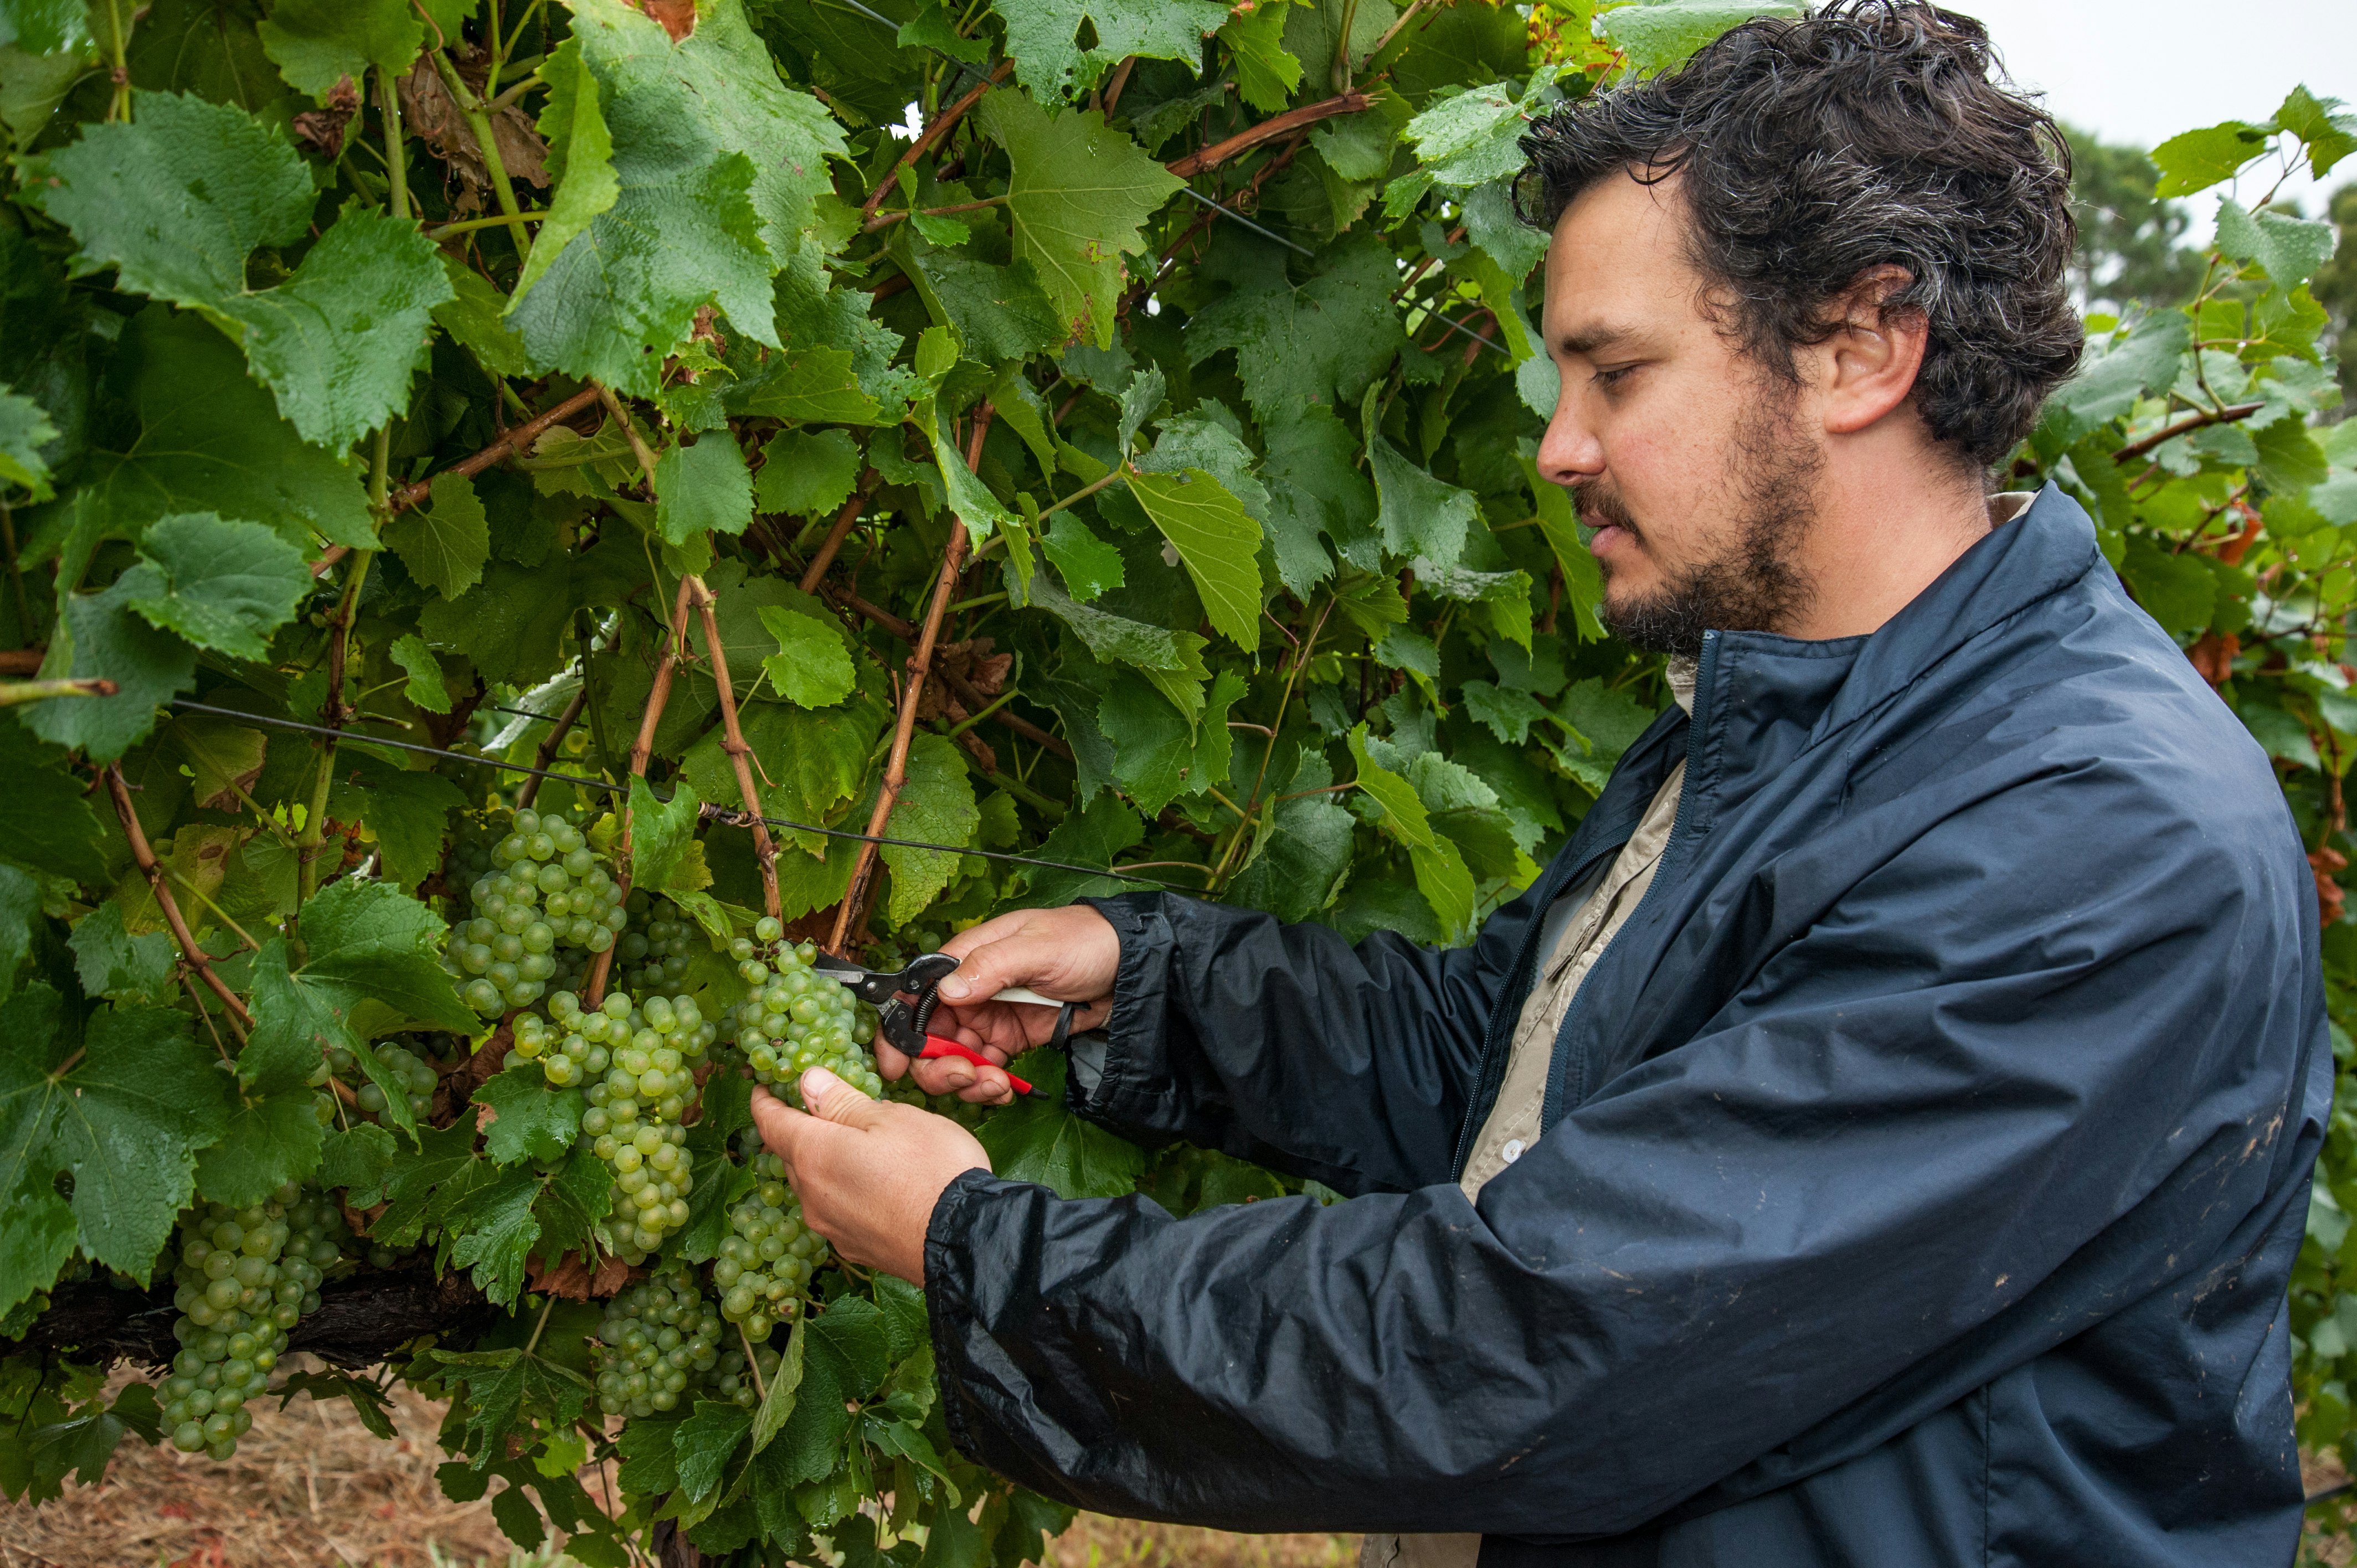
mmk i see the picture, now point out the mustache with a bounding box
[1571,482,1638,536]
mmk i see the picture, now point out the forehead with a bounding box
[1539,171,1702,344]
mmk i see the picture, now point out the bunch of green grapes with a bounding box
[302,1040,437,1127]
[159,1187,349,1459]
[884,1074,990,1129]
[712,1134,829,1341]
[722,919,882,1106]
[592,1263,773,1416]
[539,988,713,1262]
[613,893,696,997]
[446,807,626,1018]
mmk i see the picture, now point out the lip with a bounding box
[1588,522,1629,556]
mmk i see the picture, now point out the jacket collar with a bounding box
[1696,482,2099,766]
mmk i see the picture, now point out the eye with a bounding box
[1592,364,1638,389]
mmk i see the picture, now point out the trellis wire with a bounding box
[164,698,1192,889]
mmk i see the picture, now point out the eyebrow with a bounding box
[1552,322,1647,359]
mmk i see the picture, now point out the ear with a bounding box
[1813,265,1928,438]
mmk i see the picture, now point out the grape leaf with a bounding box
[2215,197,2339,291]
[1042,513,1124,601]
[389,634,454,713]
[1186,233,1406,416]
[24,564,196,765]
[0,386,57,500]
[31,94,450,448]
[193,1087,325,1206]
[475,1066,583,1166]
[1598,0,1800,73]
[246,936,418,1141]
[0,986,231,1279]
[73,311,378,552]
[172,716,266,814]
[757,606,856,708]
[0,0,89,54]
[1221,0,1303,113]
[974,1048,1146,1198]
[1403,80,1531,187]
[510,0,844,395]
[331,763,469,893]
[384,472,492,600]
[257,0,422,99]
[879,733,979,925]
[295,876,476,1033]
[512,38,620,306]
[434,258,542,379]
[656,436,755,546]
[125,512,310,661]
[754,427,863,518]
[419,559,578,688]
[976,90,1183,349]
[628,775,702,895]
[673,1400,754,1506]
[0,734,110,885]
[66,901,174,1003]
[2152,120,2273,198]
[448,1164,543,1304]
[27,90,311,316]
[1366,414,1479,570]
[996,0,1227,100]
[1097,667,1243,817]
[1124,468,1264,652]
[903,250,1062,364]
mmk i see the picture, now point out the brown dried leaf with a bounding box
[292,74,361,158]
[528,1250,635,1299]
[634,0,697,40]
[397,61,548,219]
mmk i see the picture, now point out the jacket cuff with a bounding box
[1071,892,1181,1131]
[923,1168,1033,1477]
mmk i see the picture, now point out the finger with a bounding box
[909,1054,977,1098]
[938,910,1030,963]
[934,932,1036,1004]
[873,1038,913,1081]
[953,1064,1017,1106]
[800,1066,887,1129]
[749,1086,815,1175]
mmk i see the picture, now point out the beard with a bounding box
[1579,395,1825,657]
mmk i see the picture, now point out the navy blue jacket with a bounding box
[922,488,2330,1566]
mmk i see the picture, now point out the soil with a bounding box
[0,1364,1360,1568]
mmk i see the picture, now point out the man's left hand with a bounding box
[750,1069,991,1284]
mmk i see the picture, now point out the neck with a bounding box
[1781,432,1993,642]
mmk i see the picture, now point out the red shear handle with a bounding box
[917,1034,1035,1096]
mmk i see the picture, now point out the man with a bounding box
[752,4,2329,1562]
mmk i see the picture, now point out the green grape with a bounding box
[552,986,713,1264]
[593,1263,773,1416]
[159,1185,349,1460]
[712,1142,829,1345]
[723,935,883,1106]
[347,1040,438,1122]
[447,807,625,1018]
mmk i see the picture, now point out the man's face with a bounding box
[1535,172,1823,654]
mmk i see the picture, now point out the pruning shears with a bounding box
[814,953,1072,1098]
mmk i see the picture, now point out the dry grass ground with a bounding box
[0,1365,1358,1568]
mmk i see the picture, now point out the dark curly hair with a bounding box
[1515,1,2082,471]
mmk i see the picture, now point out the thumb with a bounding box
[800,1066,887,1128]
[937,938,1020,1002]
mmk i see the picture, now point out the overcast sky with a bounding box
[1952,0,2356,233]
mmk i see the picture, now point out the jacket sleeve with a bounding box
[1070,884,1543,1196]
[927,774,2325,1538]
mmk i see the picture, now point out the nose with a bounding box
[1535,372,1603,489]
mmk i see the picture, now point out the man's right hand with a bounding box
[879,905,1119,1103]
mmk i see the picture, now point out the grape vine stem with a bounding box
[857,59,1013,223]
[512,684,589,809]
[830,405,991,953]
[586,575,700,1006]
[104,764,253,1031]
[311,386,603,579]
[687,575,783,921]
